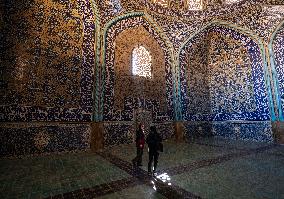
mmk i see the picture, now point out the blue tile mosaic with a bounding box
[0,123,91,157]
[183,121,273,143]
[1,0,283,158]
[0,0,95,122]
[212,121,273,143]
[103,122,174,146]
[103,123,134,146]
[179,25,271,122]
[183,122,213,140]
[103,15,175,122]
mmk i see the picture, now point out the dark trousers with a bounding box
[132,147,143,166]
[148,149,159,172]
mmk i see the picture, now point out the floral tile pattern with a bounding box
[103,15,175,122]
[0,0,95,122]
[0,0,283,157]
[179,25,270,121]
[0,123,91,157]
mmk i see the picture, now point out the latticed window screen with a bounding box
[132,46,152,78]
[188,0,203,10]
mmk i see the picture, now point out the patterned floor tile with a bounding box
[1,138,283,199]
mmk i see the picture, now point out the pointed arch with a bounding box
[268,20,284,121]
[177,20,275,121]
[95,11,176,121]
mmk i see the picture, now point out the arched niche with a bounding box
[100,13,176,146]
[102,14,175,122]
[178,24,273,142]
[114,26,166,113]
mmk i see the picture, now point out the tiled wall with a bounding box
[0,0,96,157]
[103,122,174,146]
[183,121,273,143]
[101,15,176,145]
[109,0,284,50]
[114,26,167,112]
[183,122,213,140]
[0,123,91,157]
[212,121,273,142]
[103,15,175,123]
[80,1,282,146]
[273,24,284,119]
[179,25,273,142]
[0,0,95,122]
[1,0,283,157]
[103,122,134,146]
[180,25,270,121]
[180,31,211,116]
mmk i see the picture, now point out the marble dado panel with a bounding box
[183,121,273,143]
[114,26,167,111]
[103,122,174,146]
[0,123,91,157]
[273,25,284,118]
[103,16,175,122]
[180,25,270,121]
[0,0,95,122]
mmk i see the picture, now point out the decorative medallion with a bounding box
[34,131,50,150]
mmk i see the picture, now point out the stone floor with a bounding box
[1,137,284,199]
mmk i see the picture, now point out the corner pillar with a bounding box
[272,121,284,144]
[91,122,104,151]
[174,121,185,142]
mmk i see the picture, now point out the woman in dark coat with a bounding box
[132,123,145,167]
[146,126,162,175]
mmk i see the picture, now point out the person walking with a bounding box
[132,123,145,167]
[146,126,162,175]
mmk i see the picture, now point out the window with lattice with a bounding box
[188,0,203,10]
[132,46,152,78]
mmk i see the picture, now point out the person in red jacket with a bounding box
[132,123,145,167]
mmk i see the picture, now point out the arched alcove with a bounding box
[101,13,176,146]
[114,26,166,112]
[179,24,272,142]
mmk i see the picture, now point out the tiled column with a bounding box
[272,121,284,144]
[91,122,104,151]
[174,121,185,142]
